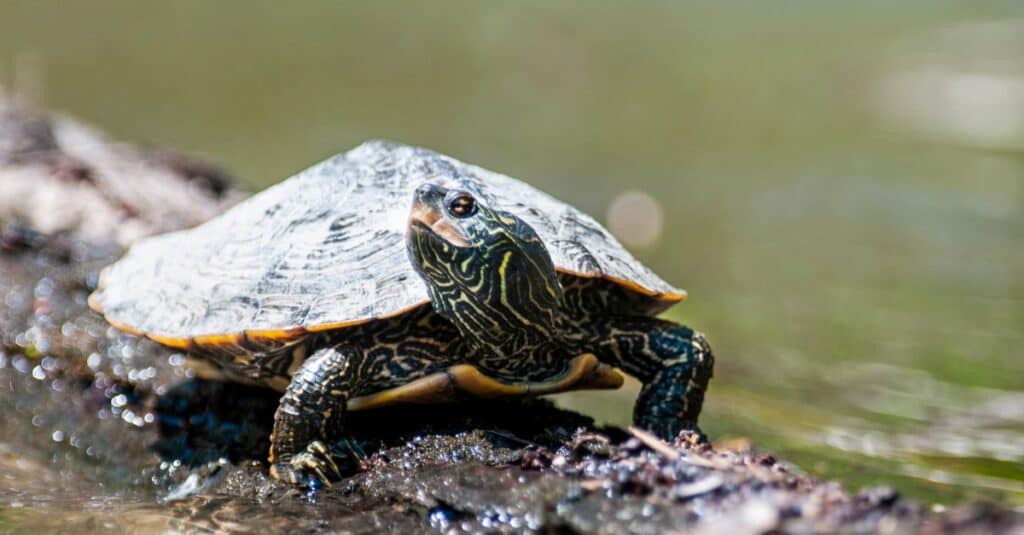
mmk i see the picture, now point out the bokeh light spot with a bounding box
[606,190,663,248]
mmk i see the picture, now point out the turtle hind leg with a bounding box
[584,317,715,440]
[269,345,360,487]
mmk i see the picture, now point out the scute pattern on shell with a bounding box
[91,141,684,340]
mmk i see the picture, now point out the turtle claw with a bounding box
[634,416,707,445]
[270,441,343,488]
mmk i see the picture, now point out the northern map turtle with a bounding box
[89,141,715,486]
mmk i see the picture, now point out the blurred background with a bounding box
[1,1,1021,506]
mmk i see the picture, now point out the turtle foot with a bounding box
[635,416,707,444]
[270,441,343,488]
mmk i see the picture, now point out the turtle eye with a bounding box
[446,193,477,218]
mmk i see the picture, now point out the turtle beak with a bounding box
[408,185,470,247]
[409,202,441,231]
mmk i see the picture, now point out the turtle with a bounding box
[89,140,714,486]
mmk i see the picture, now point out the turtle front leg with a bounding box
[269,345,361,488]
[586,317,714,440]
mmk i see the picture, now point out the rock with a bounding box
[0,91,242,247]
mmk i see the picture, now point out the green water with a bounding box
[1,1,1022,507]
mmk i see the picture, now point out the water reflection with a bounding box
[876,20,1024,150]
[823,363,1023,492]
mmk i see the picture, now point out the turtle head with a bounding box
[407,184,564,353]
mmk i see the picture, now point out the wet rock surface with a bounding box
[0,101,1022,534]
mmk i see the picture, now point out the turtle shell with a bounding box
[89,141,685,347]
